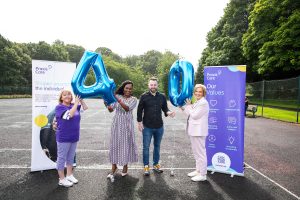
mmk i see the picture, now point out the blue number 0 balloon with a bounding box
[168,60,194,107]
[71,51,116,105]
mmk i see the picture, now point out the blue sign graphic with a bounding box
[204,65,246,176]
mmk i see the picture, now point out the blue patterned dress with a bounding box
[109,95,138,165]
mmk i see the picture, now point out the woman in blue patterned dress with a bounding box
[106,80,138,179]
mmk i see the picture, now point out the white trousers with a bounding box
[189,135,207,175]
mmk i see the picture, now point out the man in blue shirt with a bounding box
[137,77,175,176]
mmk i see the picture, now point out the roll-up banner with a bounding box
[31,60,76,172]
[204,65,246,176]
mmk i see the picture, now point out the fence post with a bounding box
[261,80,265,117]
[297,76,300,123]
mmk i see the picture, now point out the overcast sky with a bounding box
[0,0,229,67]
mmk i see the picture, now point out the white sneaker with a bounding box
[59,178,73,187]
[66,174,78,184]
[107,173,115,182]
[187,170,200,177]
[191,174,207,182]
[107,173,114,179]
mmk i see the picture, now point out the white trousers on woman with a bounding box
[189,136,207,175]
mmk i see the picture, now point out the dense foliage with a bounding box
[2,0,299,96]
[198,0,300,82]
[0,35,178,97]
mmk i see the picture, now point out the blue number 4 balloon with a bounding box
[168,60,194,107]
[71,51,117,105]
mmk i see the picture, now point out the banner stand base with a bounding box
[208,169,244,177]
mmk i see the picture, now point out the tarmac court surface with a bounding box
[0,99,299,200]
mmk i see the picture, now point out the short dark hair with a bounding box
[115,80,133,95]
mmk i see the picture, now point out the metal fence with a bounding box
[246,76,300,123]
[2,76,300,122]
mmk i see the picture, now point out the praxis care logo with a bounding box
[35,65,53,74]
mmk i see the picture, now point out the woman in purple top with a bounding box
[106,80,138,180]
[55,89,88,187]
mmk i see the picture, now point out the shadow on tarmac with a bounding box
[0,169,295,200]
[102,174,139,200]
[136,173,186,200]
[207,173,280,200]
[0,169,69,200]
[195,180,225,200]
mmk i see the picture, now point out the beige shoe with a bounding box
[121,172,128,177]
[191,174,207,182]
[122,165,128,177]
[187,170,200,177]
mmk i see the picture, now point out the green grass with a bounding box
[0,94,32,99]
[249,106,299,123]
[249,99,299,109]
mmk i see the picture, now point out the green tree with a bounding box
[242,0,300,79]
[15,43,32,87]
[52,40,70,61]
[199,0,254,81]
[157,51,178,95]
[195,62,204,84]
[0,34,12,50]
[24,41,69,62]
[0,44,31,87]
[140,50,163,75]
[95,47,122,62]
[124,55,140,68]
[65,44,85,64]
[103,56,147,97]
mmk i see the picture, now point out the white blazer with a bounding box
[183,97,209,136]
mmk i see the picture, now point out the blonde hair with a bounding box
[149,76,158,83]
[194,84,207,97]
[58,90,73,103]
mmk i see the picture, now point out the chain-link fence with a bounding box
[246,76,300,123]
[2,77,300,122]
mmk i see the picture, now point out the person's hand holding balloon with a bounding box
[185,98,192,105]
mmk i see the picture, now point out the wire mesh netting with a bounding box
[247,77,299,110]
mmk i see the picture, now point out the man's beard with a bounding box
[150,88,157,93]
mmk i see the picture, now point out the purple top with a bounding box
[55,103,81,143]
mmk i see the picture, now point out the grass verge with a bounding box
[249,106,299,123]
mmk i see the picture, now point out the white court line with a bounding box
[1,149,298,199]
[0,164,195,170]
[0,148,109,152]
[0,165,29,169]
[2,122,31,124]
[0,113,31,115]
[245,162,300,200]
[81,127,110,130]
[0,149,176,154]
[0,148,31,151]
[81,122,110,125]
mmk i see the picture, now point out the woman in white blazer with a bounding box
[180,84,209,182]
